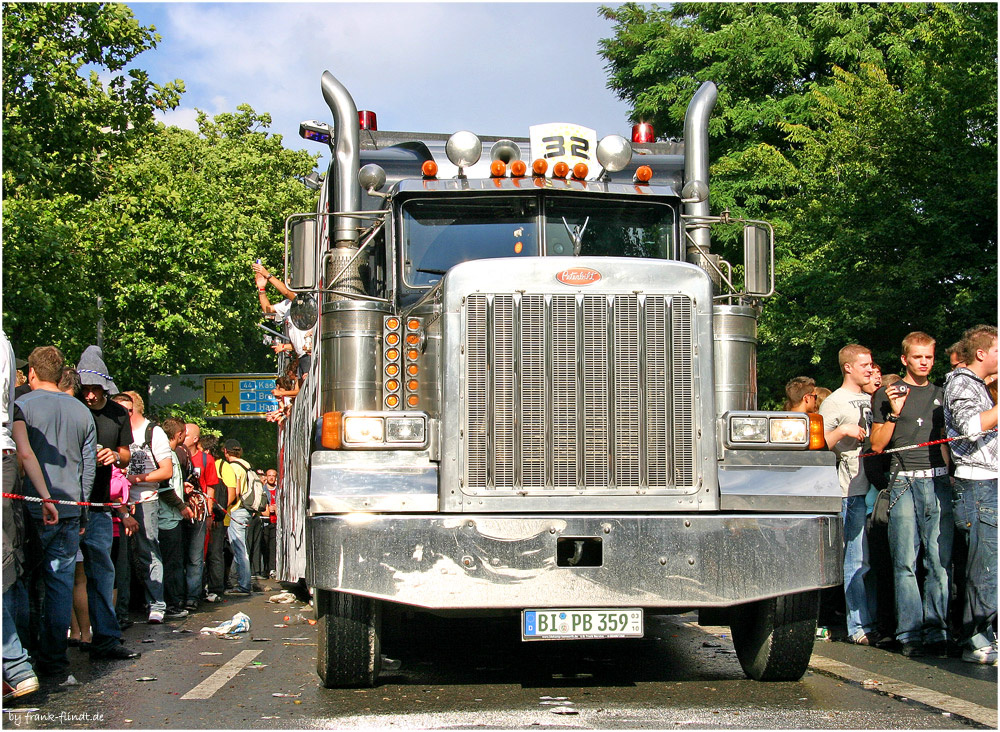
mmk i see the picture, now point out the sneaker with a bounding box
[962,645,998,665]
[164,607,189,620]
[900,641,925,658]
[148,610,164,624]
[204,593,220,603]
[117,617,134,631]
[224,589,250,596]
[184,601,199,612]
[2,675,39,701]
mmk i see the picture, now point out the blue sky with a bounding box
[127,2,636,169]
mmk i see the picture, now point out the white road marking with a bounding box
[809,654,997,728]
[181,649,263,700]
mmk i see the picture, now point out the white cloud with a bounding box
[156,106,202,132]
[132,2,633,166]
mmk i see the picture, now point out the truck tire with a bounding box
[730,590,818,681]
[316,589,382,688]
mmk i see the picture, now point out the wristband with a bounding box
[258,287,265,293]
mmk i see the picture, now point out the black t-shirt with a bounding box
[88,398,133,507]
[872,382,946,472]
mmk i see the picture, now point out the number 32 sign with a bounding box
[529,123,599,180]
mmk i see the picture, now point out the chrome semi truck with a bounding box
[275,70,843,688]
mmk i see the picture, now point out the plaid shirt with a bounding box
[944,368,998,474]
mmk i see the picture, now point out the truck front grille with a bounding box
[464,293,696,493]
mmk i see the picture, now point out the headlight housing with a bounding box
[324,411,429,450]
[724,411,824,450]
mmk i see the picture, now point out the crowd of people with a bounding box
[1,335,280,702]
[783,326,998,665]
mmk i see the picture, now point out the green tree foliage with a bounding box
[4,107,318,389]
[2,2,183,199]
[600,3,997,401]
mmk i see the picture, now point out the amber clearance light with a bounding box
[532,159,548,176]
[552,161,569,179]
[511,160,527,177]
[572,163,588,180]
[635,165,653,183]
[321,412,342,449]
[490,160,506,178]
[808,413,826,450]
[421,160,439,179]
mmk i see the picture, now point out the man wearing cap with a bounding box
[220,439,252,596]
[75,346,141,660]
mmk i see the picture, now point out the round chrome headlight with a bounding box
[596,134,633,172]
[446,131,482,169]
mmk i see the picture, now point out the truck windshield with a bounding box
[402,196,540,287]
[400,194,676,288]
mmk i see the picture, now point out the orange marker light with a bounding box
[421,160,438,178]
[386,379,400,392]
[406,333,420,346]
[406,319,420,331]
[490,160,506,178]
[385,363,399,377]
[514,241,523,254]
[386,317,400,330]
[386,332,400,346]
[511,160,527,177]
[386,348,399,361]
[635,165,653,183]
[321,412,342,449]
[386,394,400,408]
[532,159,548,176]
[407,349,419,361]
[407,395,420,407]
[572,163,589,180]
[406,364,419,376]
[808,413,826,450]
[407,380,419,391]
[553,161,569,179]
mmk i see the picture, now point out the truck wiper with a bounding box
[416,267,448,276]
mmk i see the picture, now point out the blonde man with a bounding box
[819,344,878,646]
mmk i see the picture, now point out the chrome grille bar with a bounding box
[464,292,695,492]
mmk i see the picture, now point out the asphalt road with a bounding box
[4,586,995,730]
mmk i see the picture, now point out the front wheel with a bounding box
[316,589,382,688]
[730,591,818,681]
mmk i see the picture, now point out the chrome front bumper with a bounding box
[307,513,842,609]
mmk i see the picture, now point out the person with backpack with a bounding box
[219,439,266,596]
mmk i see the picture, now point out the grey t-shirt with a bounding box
[15,388,96,519]
[819,387,873,498]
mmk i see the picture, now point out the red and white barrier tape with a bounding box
[1,492,157,508]
[859,429,996,460]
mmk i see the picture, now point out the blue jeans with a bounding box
[843,496,876,640]
[2,583,33,685]
[954,477,997,650]
[79,511,121,652]
[888,475,953,644]
[227,509,251,593]
[131,500,165,614]
[183,514,208,604]
[34,518,80,675]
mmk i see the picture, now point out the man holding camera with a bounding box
[871,331,952,658]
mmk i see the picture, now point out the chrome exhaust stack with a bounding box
[321,71,362,250]
[683,81,718,275]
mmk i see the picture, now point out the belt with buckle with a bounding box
[897,467,949,478]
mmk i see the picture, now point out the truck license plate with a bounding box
[522,609,643,640]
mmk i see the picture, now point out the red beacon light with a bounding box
[358,110,378,131]
[632,122,654,144]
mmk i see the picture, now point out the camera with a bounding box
[894,383,909,396]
